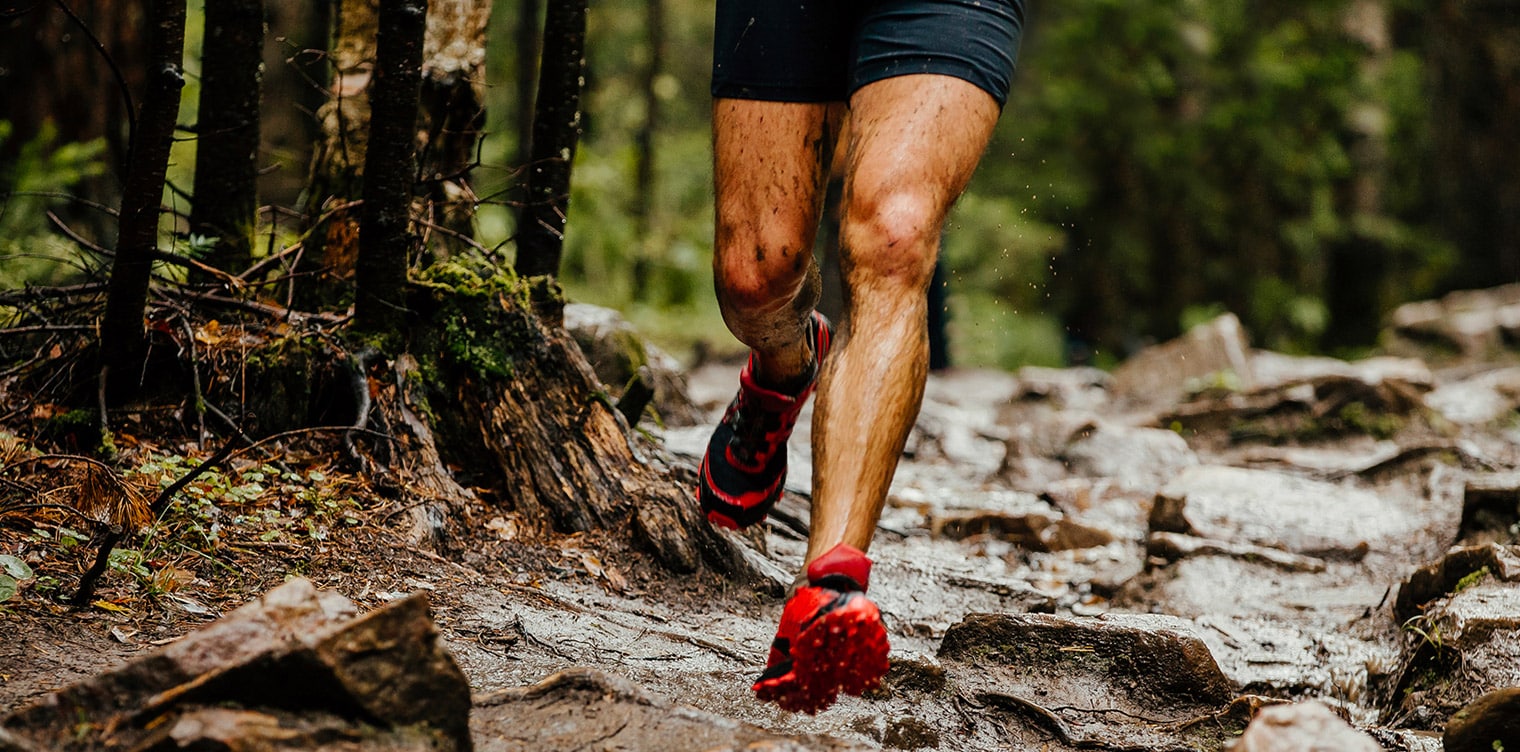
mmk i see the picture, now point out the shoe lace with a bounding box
[727,391,793,466]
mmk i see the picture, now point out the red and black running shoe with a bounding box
[752,543,890,714]
[699,311,833,530]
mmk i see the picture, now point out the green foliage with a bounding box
[994,0,1450,355]
[0,120,108,288]
[0,554,33,603]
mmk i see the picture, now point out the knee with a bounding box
[841,186,943,293]
[714,219,817,313]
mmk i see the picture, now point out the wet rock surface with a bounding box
[17,295,1520,750]
[473,668,865,752]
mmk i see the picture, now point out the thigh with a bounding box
[714,99,846,273]
[842,74,1002,228]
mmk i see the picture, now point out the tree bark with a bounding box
[513,0,586,279]
[419,0,491,258]
[189,0,264,282]
[292,0,377,311]
[99,0,186,396]
[355,0,429,339]
[1427,0,1520,289]
[1325,0,1392,350]
[258,0,329,208]
[513,0,541,169]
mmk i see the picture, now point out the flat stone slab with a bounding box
[1061,423,1199,494]
[938,612,1248,751]
[1111,313,1255,409]
[1150,465,1433,559]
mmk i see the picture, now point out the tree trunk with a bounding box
[99,0,186,397]
[419,0,491,258]
[259,0,329,208]
[292,0,378,311]
[1427,0,1520,289]
[629,0,664,297]
[513,0,586,279]
[355,0,428,339]
[189,0,264,283]
[1325,0,1392,350]
[513,0,541,169]
[404,270,781,587]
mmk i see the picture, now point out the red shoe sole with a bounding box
[752,595,890,714]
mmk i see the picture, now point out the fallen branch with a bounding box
[72,440,236,608]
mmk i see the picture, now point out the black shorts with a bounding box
[711,0,1026,107]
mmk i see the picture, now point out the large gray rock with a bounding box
[1111,313,1254,409]
[2,579,471,752]
[1231,701,1381,751]
[938,612,1247,751]
[1164,351,1431,439]
[1150,465,1436,560]
[1395,544,1520,622]
[1392,581,1520,727]
[563,302,701,426]
[1425,367,1520,425]
[1061,423,1199,493]
[1386,284,1520,361]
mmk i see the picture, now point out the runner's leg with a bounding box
[712,99,846,385]
[805,74,1002,563]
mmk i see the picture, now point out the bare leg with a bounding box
[713,99,846,385]
[806,75,1002,563]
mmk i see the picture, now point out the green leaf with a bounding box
[0,574,16,602]
[0,554,32,580]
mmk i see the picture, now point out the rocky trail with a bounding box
[8,287,1520,751]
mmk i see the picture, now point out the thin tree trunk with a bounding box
[1325,0,1391,349]
[514,0,541,169]
[292,0,377,311]
[189,0,264,282]
[259,0,329,207]
[630,0,664,297]
[420,0,491,258]
[355,0,429,338]
[99,0,186,396]
[513,0,586,279]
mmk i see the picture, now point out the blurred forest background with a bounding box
[2,0,1518,370]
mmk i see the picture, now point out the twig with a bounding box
[0,282,110,306]
[46,210,111,255]
[344,349,379,470]
[163,286,348,325]
[0,503,98,524]
[0,324,95,336]
[176,316,207,445]
[72,440,237,608]
[203,401,293,475]
[220,424,397,464]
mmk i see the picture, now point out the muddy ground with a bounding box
[7,289,1520,751]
